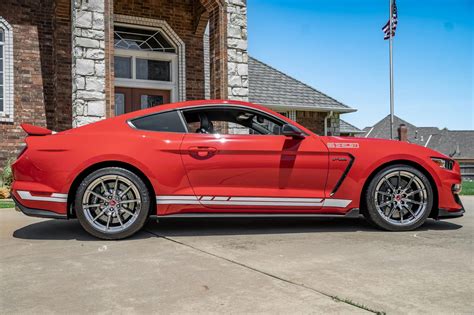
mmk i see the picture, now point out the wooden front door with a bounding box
[114,87,171,115]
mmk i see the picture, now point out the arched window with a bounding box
[0,17,14,122]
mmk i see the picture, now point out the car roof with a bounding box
[120,99,277,120]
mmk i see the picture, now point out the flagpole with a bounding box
[389,0,395,139]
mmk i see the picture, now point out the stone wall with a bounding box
[226,0,248,101]
[72,0,106,127]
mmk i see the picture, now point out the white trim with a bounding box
[424,134,432,147]
[17,191,68,203]
[365,127,374,138]
[114,16,186,102]
[156,195,351,208]
[0,17,14,123]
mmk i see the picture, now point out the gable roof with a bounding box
[363,115,474,159]
[248,57,355,113]
[340,119,364,134]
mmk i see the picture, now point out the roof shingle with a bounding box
[248,57,355,112]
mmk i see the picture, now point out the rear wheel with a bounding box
[364,164,433,231]
[75,167,150,239]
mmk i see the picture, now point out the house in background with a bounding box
[0,0,357,166]
[363,115,474,179]
[339,120,364,137]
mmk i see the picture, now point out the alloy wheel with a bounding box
[82,175,142,233]
[374,170,428,226]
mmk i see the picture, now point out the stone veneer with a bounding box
[226,0,248,101]
[72,0,106,127]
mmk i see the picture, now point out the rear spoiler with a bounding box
[21,123,54,136]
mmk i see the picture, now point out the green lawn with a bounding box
[461,181,474,196]
[0,200,14,209]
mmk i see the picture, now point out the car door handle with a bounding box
[188,146,218,159]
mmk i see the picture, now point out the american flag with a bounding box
[382,0,398,40]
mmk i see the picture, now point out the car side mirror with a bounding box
[281,124,305,139]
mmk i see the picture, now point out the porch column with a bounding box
[201,0,248,101]
[71,0,107,127]
[226,0,248,101]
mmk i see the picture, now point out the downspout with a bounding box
[324,111,334,136]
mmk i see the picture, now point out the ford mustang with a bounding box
[11,100,464,239]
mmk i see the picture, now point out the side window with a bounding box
[131,110,186,133]
[182,107,285,135]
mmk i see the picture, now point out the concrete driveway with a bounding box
[1,197,473,314]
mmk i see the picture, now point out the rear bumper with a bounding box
[13,196,67,219]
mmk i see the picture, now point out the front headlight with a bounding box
[431,157,454,170]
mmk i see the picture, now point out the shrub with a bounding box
[1,158,13,188]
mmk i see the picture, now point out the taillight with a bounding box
[17,144,27,159]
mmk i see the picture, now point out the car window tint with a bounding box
[182,107,284,135]
[131,111,186,133]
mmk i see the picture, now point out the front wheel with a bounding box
[364,164,433,231]
[75,167,151,239]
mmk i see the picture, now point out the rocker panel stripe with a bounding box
[17,191,68,203]
[156,195,351,207]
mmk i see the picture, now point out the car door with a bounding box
[179,106,329,211]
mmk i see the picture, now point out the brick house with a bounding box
[363,115,474,179]
[0,0,355,165]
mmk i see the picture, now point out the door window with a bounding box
[182,108,285,135]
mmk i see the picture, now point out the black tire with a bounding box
[75,167,151,240]
[364,164,433,231]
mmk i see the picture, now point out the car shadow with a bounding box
[12,216,463,241]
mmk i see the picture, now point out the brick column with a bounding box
[71,0,106,127]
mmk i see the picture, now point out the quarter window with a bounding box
[131,111,186,133]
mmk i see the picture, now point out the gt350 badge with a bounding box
[327,142,359,149]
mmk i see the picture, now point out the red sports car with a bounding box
[12,100,464,239]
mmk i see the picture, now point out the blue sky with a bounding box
[247,0,473,130]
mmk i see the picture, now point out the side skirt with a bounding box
[154,208,360,219]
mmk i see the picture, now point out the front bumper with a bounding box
[436,194,465,220]
[13,196,67,219]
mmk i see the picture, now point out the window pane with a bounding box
[114,26,176,53]
[140,95,164,109]
[114,56,131,78]
[183,108,284,135]
[0,29,3,42]
[0,98,3,112]
[131,111,186,133]
[136,59,170,81]
[115,93,125,115]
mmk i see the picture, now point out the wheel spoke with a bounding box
[376,191,391,197]
[403,205,417,219]
[397,171,401,189]
[100,178,108,194]
[106,215,111,230]
[379,200,393,208]
[403,198,424,206]
[83,203,101,209]
[121,208,135,216]
[92,209,107,222]
[112,176,119,196]
[400,209,404,224]
[387,207,397,218]
[119,185,132,198]
[116,212,124,227]
[89,191,108,202]
[403,175,415,191]
[383,177,396,191]
[406,189,425,197]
